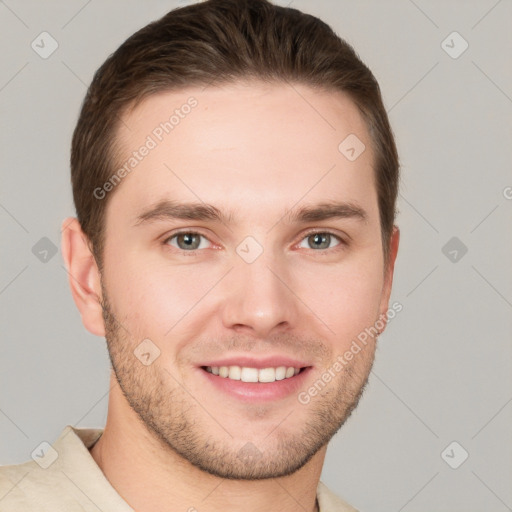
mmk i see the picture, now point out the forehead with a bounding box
[108,81,377,222]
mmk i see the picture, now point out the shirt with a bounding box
[0,426,358,511]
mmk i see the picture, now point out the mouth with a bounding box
[198,359,312,402]
[202,365,304,383]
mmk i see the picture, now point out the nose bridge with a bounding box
[221,247,298,337]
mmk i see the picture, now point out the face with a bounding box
[98,81,396,479]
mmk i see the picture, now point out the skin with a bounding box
[62,81,399,512]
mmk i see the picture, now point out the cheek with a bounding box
[293,254,384,343]
[103,254,219,338]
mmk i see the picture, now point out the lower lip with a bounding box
[199,367,312,403]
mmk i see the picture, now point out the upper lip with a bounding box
[200,355,310,369]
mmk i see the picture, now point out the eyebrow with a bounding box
[285,201,368,224]
[135,200,232,226]
[134,199,368,226]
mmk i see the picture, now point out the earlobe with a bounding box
[61,217,105,337]
[378,225,400,333]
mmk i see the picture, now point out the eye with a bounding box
[165,232,212,251]
[298,232,342,250]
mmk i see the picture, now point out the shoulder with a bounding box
[317,480,359,512]
[0,425,105,511]
[0,459,77,511]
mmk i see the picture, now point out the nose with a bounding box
[220,253,300,339]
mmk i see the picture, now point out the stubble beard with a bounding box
[100,288,375,480]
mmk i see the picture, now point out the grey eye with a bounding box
[168,232,209,251]
[299,232,340,250]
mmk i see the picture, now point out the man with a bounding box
[0,0,399,510]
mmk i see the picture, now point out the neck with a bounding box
[90,377,325,512]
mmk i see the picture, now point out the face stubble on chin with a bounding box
[100,284,377,481]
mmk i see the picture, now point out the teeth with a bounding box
[206,365,301,383]
[228,365,241,380]
[275,366,286,380]
[258,367,276,383]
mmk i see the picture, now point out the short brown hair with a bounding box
[71,0,399,269]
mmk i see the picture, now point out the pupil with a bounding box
[311,233,328,249]
[180,233,198,249]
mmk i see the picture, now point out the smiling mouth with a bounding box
[202,365,307,383]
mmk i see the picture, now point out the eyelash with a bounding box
[162,229,347,254]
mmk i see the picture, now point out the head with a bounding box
[63,0,400,480]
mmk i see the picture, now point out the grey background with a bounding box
[1,1,511,511]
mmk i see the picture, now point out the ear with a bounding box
[61,217,105,337]
[378,225,400,332]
